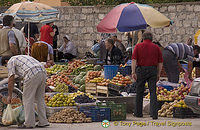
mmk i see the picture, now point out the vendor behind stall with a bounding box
[58,35,77,61]
[105,38,124,65]
[111,34,126,55]
[163,43,200,83]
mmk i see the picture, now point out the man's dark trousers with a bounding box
[162,49,179,83]
[135,66,158,118]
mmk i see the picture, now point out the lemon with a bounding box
[52,98,56,102]
[182,105,187,108]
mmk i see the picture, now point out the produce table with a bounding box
[97,94,136,113]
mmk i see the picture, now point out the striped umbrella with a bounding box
[1,1,59,55]
[97,2,172,33]
[3,1,59,23]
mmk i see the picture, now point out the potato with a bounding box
[167,115,171,118]
[161,113,165,117]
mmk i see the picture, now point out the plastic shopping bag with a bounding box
[2,104,14,125]
[15,106,25,125]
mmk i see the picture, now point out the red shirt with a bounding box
[132,39,163,66]
[40,25,54,46]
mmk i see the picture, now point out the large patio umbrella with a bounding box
[2,1,59,55]
[97,2,172,33]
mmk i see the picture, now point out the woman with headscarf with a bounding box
[58,35,77,61]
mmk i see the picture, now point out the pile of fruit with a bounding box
[96,78,111,86]
[54,83,69,93]
[45,95,51,104]
[46,74,78,92]
[46,93,76,107]
[74,93,96,104]
[48,108,92,123]
[110,73,132,87]
[62,60,85,75]
[0,96,22,115]
[46,64,68,75]
[1,97,21,105]
[158,101,177,118]
[88,77,104,83]
[85,71,102,83]
[68,91,96,101]
[145,85,189,101]
[173,100,188,108]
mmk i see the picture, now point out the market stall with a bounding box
[0,56,199,126]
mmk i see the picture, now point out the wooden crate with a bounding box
[85,82,97,95]
[97,86,108,97]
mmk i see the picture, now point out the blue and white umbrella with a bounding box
[1,1,60,55]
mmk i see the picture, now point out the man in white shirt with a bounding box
[4,55,49,128]
[12,24,27,54]
[58,35,77,61]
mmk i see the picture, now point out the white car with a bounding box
[185,78,200,114]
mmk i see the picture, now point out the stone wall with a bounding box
[1,2,200,57]
[54,2,200,57]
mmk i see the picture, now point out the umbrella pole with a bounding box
[28,22,30,56]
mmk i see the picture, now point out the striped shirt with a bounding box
[7,55,46,83]
[166,43,194,61]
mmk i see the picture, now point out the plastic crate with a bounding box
[103,65,119,79]
[126,60,132,66]
[173,107,193,118]
[181,64,188,70]
[118,66,132,76]
[97,101,126,121]
[79,106,111,122]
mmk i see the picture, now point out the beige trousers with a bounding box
[23,71,48,127]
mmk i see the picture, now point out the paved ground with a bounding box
[1,114,200,130]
